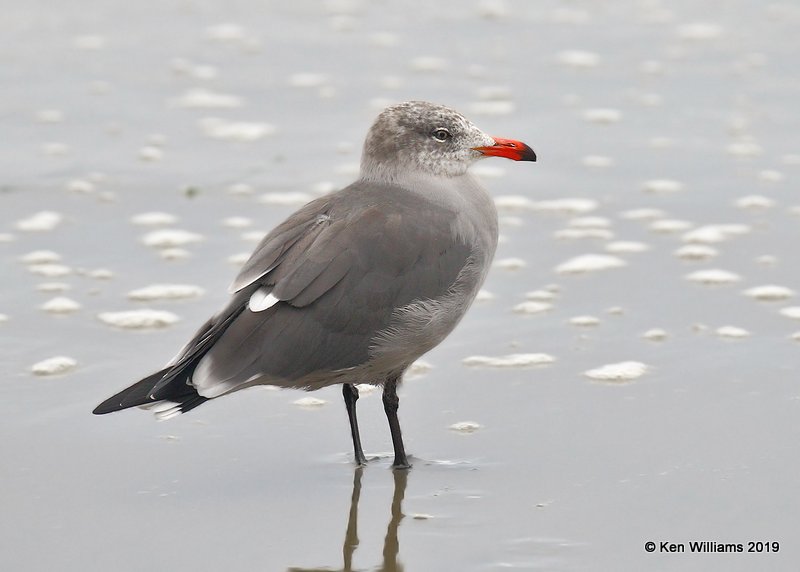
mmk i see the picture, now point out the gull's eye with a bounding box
[431,128,451,142]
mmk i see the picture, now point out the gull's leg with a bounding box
[382,377,410,469]
[343,383,367,466]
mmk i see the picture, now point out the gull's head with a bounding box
[360,100,536,181]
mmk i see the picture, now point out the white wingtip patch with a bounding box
[140,400,184,420]
[248,288,279,312]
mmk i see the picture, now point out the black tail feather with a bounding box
[93,368,171,414]
[92,367,207,415]
[93,288,251,417]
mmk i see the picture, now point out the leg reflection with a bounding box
[288,468,408,572]
[380,469,406,572]
[343,467,363,570]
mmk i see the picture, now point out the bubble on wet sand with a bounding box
[171,89,243,109]
[87,269,114,280]
[569,315,600,327]
[643,179,684,193]
[533,198,599,214]
[463,353,555,367]
[0,314,8,323]
[556,254,626,274]
[98,310,180,329]
[685,269,741,285]
[354,383,378,395]
[620,208,665,221]
[66,179,95,193]
[35,109,64,123]
[525,289,557,302]
[642,328,668,341]
[674,244,718,260]
[569,216,612,229]
[293,397,327,408]
[227,253,250,265]
[649,136,675,149]
[37,282,70,292]
[758,170,784,183]
[227,183,255,195]
[585,361,648,383]
[369,32,399,48]
[141,229,203,248]
[199,118,276,141]
[475,289,495,302]
[513,301,553,315]
[131,212,179,226]
[779,307,800,320]
[20,250,61,264]
[16,211,63,232]
[649,219,693,233]
[138,146,164,162]
[42,142,70,156]
[31,356,78,376]
[494,258,527,271]
[127,284,205,301]
[477,0,509,18]
[743,285,794,301]
[676,22,724,40]
[726,140,762,157]
[449,421,483,433]
[682,224,750,244]
[28,264,72,278]
[205,23,248,42]
[407,359,433,379]
[494,195,535,212]
[40,297,81,314]
[221,216,252,229]
[605,241,650,253]
[556,50,600,68]
[716,326,750,339]
[735,195,775,210]
[241,230,266,242]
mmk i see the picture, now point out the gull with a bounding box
[94,101,536,469]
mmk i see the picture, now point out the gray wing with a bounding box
[190,181,473,397]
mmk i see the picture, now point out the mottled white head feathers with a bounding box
[360,101,496,181]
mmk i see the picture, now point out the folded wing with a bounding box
[181,181,472,397]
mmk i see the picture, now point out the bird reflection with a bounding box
[289,468,407,572]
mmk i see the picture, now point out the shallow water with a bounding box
[2,1,800,570]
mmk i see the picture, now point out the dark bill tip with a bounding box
[474,137,537,162]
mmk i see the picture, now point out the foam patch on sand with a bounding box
[463,353,555,367]
[98,310,180,329]
[585,361,648,383]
